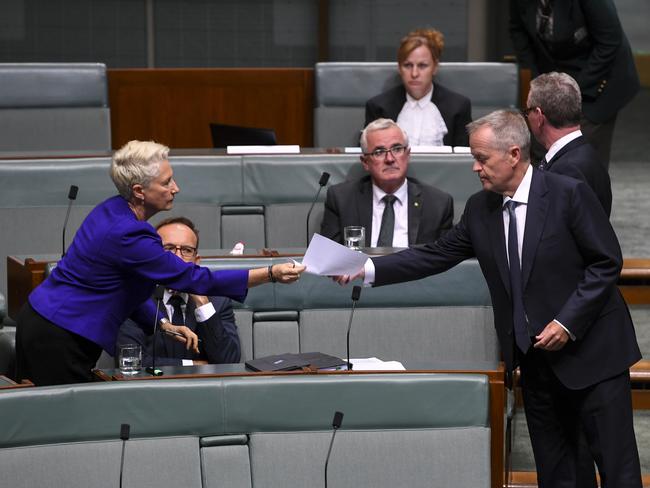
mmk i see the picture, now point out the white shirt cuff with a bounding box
[363,258,375,286]
[181,359,194,366]
[194,301,216,323]
[553,319,575,341]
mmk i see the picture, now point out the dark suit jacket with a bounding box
[365,83,472,146]
[509,0,640,123]
[320,176,454,246]
[373,170,639,389]
[117,296,240,366]
[546,135,612,216]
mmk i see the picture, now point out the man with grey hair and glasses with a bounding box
[320,118,453,247]
[525,72,612,216]
[335,110,642,488]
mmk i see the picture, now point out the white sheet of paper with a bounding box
[344,147,362,153]
[302,233,369,276]
[226,145,300,154]
[410,145,453,153]
[351,357,406,371]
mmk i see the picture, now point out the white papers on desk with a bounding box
[351,357,406,371]
[344,147,362,153]
[410,145,452,153]
[226,145,300,154]
[453,146,472,153]
[302,233,369,276]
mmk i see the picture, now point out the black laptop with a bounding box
[210,123,277,148]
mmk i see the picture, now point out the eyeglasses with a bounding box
[521,106,538,118]
[163,244,197,258]
[364,144,408,160]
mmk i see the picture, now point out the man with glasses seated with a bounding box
[320,118,453,247]
[117,217,240,366]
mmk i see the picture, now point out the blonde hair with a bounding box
[398,28,445,65]
[110,140,170,200]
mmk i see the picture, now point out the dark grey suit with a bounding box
[545,135,612,216]
[320,176,453,246]
[365,83,472,147]
[117,296,240,366]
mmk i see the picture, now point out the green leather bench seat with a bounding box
[0,374,491,488]
[0,63,112,154]
[200,257,497,364]
[314,61,519,147]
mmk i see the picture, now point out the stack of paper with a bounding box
[350,357,406,371]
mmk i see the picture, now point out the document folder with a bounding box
[245,352,347,372]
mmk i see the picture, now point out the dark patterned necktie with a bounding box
[376,195,397,247]
[506,201,531,353]
[168,294,185,326]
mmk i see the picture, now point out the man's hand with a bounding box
[160,321,200,353]
[533,321,569,351]
[331,268,365,285]
[189,294,209,307]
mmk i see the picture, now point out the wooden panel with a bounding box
[108,68,314,149]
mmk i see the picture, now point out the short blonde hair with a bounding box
[110,140,170,200]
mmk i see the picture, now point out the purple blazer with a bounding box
[29,195,248,353]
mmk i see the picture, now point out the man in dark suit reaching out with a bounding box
[320,118,453,247]
[336,110,641,487]
[525,71,612,216]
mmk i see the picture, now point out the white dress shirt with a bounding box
[370,180,409,247]
[163,289,216,324]
[163,289,216,366]
[396,85,448,146]
[543,129,582,164]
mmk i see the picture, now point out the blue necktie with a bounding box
[506,201,531,353]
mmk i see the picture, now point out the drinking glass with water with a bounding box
[344,226,365,250]
[118,344,142,375]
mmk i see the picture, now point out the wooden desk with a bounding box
[94,360,507,488]
[0,375,33,390]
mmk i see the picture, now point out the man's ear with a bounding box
[509,146,522,168]
[360,155,370,172]
[194,255,201,265]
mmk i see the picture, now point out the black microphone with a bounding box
[346,286,362,371]
[324,411,344,488]
[61,184,79,258]
[119,423,130,488]
[306,171,330,245]
[146,285,165,376]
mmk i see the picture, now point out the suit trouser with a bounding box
[15,302,102,386]
[520,347,641,488]
[581,115,617,171]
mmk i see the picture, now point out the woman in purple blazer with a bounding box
[15,140,304,386]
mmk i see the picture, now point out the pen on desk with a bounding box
[164,329,202,343]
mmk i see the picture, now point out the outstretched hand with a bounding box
[331,268,365,285]
[272,262,306,284]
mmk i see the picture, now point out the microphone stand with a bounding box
[61,185,79,257]
[346,286,362,371]
[306,172,330,245]
[119,423,130,488]
[146,286,165,376]
[324,411,344,488]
